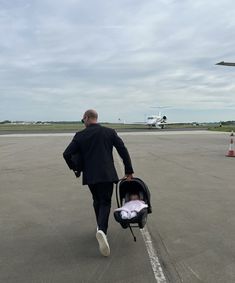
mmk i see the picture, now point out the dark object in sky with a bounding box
[216,61,235,66]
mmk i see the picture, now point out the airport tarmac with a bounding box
[0,130,235,283]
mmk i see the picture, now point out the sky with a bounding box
[0,0,235,123]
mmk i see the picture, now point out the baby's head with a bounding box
[130,194,139,200]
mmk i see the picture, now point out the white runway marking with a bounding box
[140,228,167,283]
[115,154,167,283]
[0,133,74,137]
[119,130,225,136]
[0,130,225,138]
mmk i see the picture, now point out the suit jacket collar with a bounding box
[87,123,100,127]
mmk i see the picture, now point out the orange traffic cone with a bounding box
[226,131,235,157]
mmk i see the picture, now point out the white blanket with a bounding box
[115,200,148,219]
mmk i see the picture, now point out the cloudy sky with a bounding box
[1,0,235,123]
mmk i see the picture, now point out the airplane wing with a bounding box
[216,61,235,66]
[123,122,146,125]
[157,121,187,126]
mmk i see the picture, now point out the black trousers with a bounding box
[88,182,114,235]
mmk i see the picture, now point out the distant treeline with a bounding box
[0,120,12,124]
[221,121,235,125]
[41,121,83,124]
[0,120,82,124]
[0,120,235,125]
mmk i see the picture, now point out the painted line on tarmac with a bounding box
[119,130,225,136]
[140,228,167,283]
[0,133,74,137]
[0,130,226,138]
[115,154,167,283]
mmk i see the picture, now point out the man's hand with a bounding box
[74,171,81,178]
[124,173,133,181]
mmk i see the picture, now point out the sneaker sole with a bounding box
[96,231,110,257]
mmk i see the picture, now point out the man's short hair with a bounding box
[84,109,98,120]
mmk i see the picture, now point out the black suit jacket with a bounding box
[63,124,134,185]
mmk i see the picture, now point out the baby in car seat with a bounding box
[114,193,148,219]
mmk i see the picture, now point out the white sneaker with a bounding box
[96,230,110,257]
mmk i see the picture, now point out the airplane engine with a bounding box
[159,115,167,129]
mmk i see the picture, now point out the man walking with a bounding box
[63,109,134,256]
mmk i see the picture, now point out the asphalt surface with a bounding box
[0,130,235,283]
[0,126,207,135]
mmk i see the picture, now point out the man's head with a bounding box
[82,109,98,127]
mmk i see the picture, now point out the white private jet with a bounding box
[146,113,168,129]
[123,107,188,129]
[145,110,188,129]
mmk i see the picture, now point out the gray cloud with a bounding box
[0,0,235,122]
